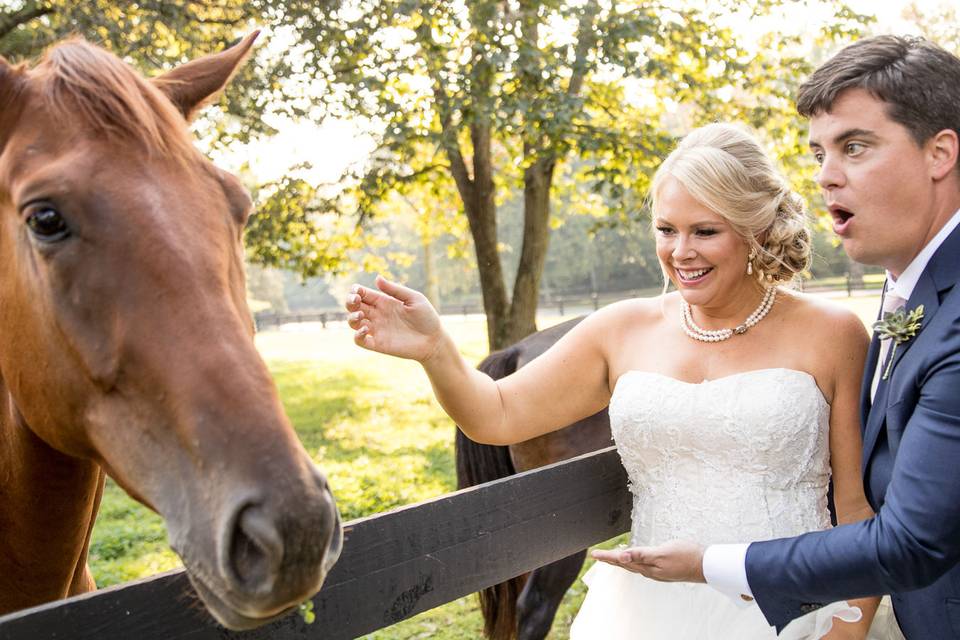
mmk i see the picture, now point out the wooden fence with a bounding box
[0,447,630,640]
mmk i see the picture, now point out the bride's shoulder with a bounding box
[588,292,671,331]
[776,289,869,345]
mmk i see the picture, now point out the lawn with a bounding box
[87,293,881,638]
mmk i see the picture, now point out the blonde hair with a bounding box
[651,123,811,283]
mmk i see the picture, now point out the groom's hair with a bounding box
[797,35,960,148]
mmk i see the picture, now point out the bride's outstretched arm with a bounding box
[345,275,613,445]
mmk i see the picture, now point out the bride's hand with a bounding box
[591,540,706,583]
[344,275,445,362]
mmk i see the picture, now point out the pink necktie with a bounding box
[871,291,906,400]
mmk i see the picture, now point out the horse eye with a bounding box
[26,206,70,242]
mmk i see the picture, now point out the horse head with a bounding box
[0,34,342,630]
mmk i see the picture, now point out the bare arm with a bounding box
[823,311,877,639]
[346,276,613,445]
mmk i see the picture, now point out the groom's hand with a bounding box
[591,540,706,583]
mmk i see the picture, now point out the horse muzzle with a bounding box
[174,464,343,630]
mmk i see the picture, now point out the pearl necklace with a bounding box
[680,286,777,342]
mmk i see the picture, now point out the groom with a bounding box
[594,35,960,639]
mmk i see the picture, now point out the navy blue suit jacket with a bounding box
[746,224,960,639]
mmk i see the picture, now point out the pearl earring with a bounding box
[746,249,756,276]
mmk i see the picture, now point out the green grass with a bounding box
[87,296,881,638]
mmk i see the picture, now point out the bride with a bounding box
[345,123,895,638]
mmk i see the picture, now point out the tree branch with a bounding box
[567,3,601,98]
[0,4,54,42]
[414,18,473,202]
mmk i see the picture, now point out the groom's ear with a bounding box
[928,128,959,181]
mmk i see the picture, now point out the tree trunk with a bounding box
[421,236,441,308]
[505,158,556,346]
[446,122,512,350]
[440,2,597,352]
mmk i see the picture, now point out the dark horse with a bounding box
[0,34,341,630]
[457,316,611,640]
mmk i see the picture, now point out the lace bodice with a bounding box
[609,368,832,546]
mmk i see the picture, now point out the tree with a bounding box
[275,0,868,349]
[901,1,960,51]
[3,2,876,336]
[0,1,350,280]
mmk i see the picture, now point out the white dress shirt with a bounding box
[702,207,960,601]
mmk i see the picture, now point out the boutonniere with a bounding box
[873,304,925,380]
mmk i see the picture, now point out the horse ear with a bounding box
[152,31,260,121]
[0,56,23,141]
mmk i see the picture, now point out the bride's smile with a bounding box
[654,175,767,325]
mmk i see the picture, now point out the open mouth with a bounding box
[828,204,855,234]
[676,267,714,284]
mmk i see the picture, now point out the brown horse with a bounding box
[456,316,611,640]
[0,34,341,630]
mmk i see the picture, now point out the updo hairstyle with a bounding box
[650,123,812,283]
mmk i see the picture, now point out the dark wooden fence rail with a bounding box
[0,447,630,640]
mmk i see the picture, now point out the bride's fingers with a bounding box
[344,292,361,312]
[375,274,420,304]
[349,283,396,309]
[347,310,365,329]
[353,324,376,350]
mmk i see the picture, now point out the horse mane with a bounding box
[31,38,198,160]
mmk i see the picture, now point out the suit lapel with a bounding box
[862,223,960,467]
[862,363,891,470]
[859,333,881,428]
[859,280,886,429]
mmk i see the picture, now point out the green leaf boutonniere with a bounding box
[298,599,316,624]
[873,304,925,380]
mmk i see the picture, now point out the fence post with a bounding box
[846,272,852,297]
[591,292,599,311]
[557,297,564,316]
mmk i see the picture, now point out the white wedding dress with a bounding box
[570,368,902,639]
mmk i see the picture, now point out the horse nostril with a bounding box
[227,504,283,594]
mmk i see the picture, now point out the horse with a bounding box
[456,316,611,640]
[0,33,342,630]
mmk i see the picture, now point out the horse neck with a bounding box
[0,379,105,614]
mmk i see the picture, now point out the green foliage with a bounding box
[901,2,960,52]
[264,0,877,348]
[0,1,882,317]
[244,168,369,279]
[0,2,346,279]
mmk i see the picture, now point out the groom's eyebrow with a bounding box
[809,128,876,149]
